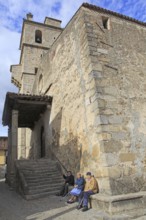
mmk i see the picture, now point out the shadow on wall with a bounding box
[25,107,82,175]
[27,106,51,160]
[50,108,82,175]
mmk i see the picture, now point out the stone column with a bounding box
[6,127,12,185]
[10,109,18,187]
[21,128,26,158]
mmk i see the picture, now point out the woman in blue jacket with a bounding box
[67,173,85,204]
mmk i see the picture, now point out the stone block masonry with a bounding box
[8,3,146,216]
[31,5,146,200]
[82,6,146,198]
[32,9,94,174]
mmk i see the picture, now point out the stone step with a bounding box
[19,161,57,166]
[19,164,57,168]
[20,165,57,170]
[26,179,64,187]
[20,162,57,166]
[19,165,58,170]
[19,159,56,162]
[21,168,57,173]
[28,183,64,190]
[26,173,63,178]
[23,175,62,181]
[21,170,60,176]
[16,159,64,200]
[24,173,62,179]
[28,183,62,191]
[28,182,63,189]
[24,190,59,200]
[20,164,57,169]
[18,160,57,167]
[21,162,57,166]
[27,185,61,195]
[28,178,64,185]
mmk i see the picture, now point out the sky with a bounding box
[1,0,146,136]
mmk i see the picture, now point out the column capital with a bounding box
[12,109,19,114]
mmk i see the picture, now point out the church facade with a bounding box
[2,3,146,215]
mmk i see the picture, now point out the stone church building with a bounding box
[2,2,146,215]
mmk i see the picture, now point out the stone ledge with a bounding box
[90,191,146,215]
[91,191,146,202]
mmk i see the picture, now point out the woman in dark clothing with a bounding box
[67,173,84,203]
[56,171,74,196]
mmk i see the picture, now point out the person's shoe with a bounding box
[67,200,72,204]
[82,206,88,212]
[76,205,82,210]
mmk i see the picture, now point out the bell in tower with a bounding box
[35,30,42,43]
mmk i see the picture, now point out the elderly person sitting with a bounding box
[67,173,84,204]
[56,171,74,197]
[77,172,99,212]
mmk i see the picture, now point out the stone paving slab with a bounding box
[0,165,6,179]
[0,179,100,220]
[0,179,146,220]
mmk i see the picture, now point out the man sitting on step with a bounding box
[56,171,74,197]
[77,172,99,212]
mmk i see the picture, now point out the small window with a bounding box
[102,17,110,30]
[35,67,38,74]
[35,30,42,43]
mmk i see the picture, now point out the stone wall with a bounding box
[82,7,146,195]
[21,46,44,74]
[30,107,51,159]
[32,6,146,197]
[32,8,95,174]
[21,22,62,49]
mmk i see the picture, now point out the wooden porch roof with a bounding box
[2,92,52,128]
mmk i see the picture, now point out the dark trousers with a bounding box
[78,190,94,207]
[59,183,69,196]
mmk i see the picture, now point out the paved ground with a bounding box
[0,179,101,220]
[0,179,146,220]
[0,165,6,179]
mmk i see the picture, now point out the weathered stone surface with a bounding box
[8,3,146,215]
[97,48,108,54]
[102,140,123,153]
[120,153,136,162]
[91,191,146,216]
[108,115,123,124]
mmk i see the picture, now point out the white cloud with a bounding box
[0,0,92,30]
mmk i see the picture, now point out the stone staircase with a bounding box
[15,159,64,200]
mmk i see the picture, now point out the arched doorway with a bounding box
[40,126,45,158]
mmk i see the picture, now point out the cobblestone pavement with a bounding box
[0,179,146,220]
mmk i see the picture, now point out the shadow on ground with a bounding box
[0,180,76,220]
